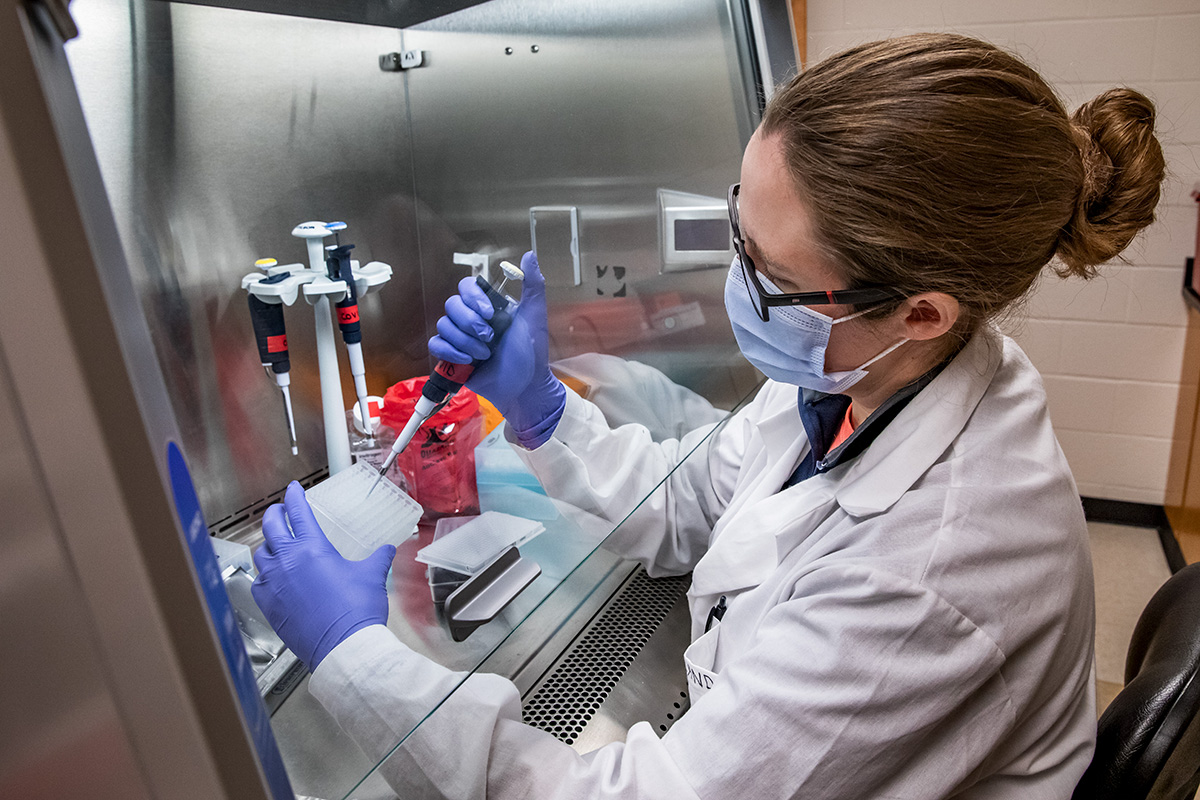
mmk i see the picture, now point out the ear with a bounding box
[896,292,959,341]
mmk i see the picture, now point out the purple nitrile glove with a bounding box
[428,249,566,447]
[251,481,395,670]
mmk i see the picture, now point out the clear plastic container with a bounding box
[424,517,472,607]
[473,422,545,494]
[346,397,385,464]
[210,535,254,574]
[306,461,422,560]
[415,511,544,575]
[427,565,471,607]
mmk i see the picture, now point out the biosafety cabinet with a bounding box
[0,0,798,796]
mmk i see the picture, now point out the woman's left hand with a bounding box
[251,481,395,670]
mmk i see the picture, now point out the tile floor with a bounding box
[1088,520,1174,715]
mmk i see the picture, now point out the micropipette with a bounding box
[247,260,299,455]
[324,227,373,437]
[367,259,524,497]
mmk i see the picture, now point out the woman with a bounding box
[253,33,1165,798]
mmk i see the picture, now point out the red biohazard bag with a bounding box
[378,377,483,521]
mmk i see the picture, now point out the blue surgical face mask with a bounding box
[724,259,908,393]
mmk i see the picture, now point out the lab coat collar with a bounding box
[835,328,1003,517]
[690,394,816,599]
[690,479,838,599]
[757,386,811,470]
[692,330,1001,601]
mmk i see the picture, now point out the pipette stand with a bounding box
[241,221,393,476]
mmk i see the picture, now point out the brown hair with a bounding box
[760,33,1165,339]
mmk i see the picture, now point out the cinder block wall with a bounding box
[806,1,1200,505]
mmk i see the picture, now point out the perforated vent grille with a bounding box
[522,569,690,745]
[206,467,328,538]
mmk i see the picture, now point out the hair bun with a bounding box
[1056,88,1166,278]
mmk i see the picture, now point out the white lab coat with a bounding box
[311,328,1097,799]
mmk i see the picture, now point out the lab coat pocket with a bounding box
[683,623,721,704]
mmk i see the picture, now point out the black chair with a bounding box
[1073,562,1200,800]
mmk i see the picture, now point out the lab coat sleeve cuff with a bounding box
[310,624,416,691]
[309,625,463,761]
[545,387,609,446]
[309,625,527,799]
[504,387,595,452]
[506,380,567,450]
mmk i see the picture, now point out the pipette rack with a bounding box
[241,221,393,475]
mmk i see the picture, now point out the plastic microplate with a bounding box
[416,511,545,575]
[306,461,422,560]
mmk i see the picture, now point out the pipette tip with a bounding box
[366,469,385,499]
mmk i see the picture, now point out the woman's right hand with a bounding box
[428,250,565,442]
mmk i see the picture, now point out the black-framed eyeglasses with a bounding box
[728,183,903,322]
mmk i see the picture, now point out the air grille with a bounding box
[206,467,329,537]
[522,569,691,745]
